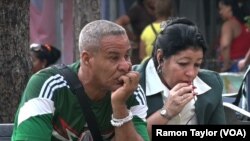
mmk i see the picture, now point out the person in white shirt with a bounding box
[133,17,226,140]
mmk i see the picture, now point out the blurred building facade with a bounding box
[30,0,250,70]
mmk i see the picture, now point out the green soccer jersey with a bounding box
[11,61,149,141]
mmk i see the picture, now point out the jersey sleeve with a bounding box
[12,71,64,141]
[127,85,150,141]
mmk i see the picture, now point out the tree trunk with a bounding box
[73,0,100,60]
[0,0,31,123]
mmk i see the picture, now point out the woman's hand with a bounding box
[163,83,195,118]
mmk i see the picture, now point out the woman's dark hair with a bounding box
[30,43,61,67]
[152,17,207,67]
[219,0,245,23]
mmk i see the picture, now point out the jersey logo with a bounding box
[53,117,79,141]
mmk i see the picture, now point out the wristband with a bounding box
[110,110,133,127]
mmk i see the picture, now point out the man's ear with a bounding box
[81,51,91,65]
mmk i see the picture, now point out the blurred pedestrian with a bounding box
[139,0,174,62]
[30,43,61,73]
[218,0,250,72]
[116,0,156,64]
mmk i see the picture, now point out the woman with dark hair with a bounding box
[30,43,61,73]
[218,0,250,72]
[133,17,226,139]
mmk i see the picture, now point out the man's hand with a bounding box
[111,71,140,105]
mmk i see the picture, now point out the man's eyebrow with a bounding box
[106,51,120,55]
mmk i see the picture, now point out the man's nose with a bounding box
[118,58,132,72]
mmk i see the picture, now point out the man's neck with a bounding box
[78,66,108,101]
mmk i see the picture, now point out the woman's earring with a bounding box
[157,64,162,74]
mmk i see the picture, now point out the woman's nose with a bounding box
[186,67,197,77]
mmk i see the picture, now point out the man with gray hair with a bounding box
[12,20,149,141]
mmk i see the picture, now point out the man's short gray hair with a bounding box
[79,20,126,53]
